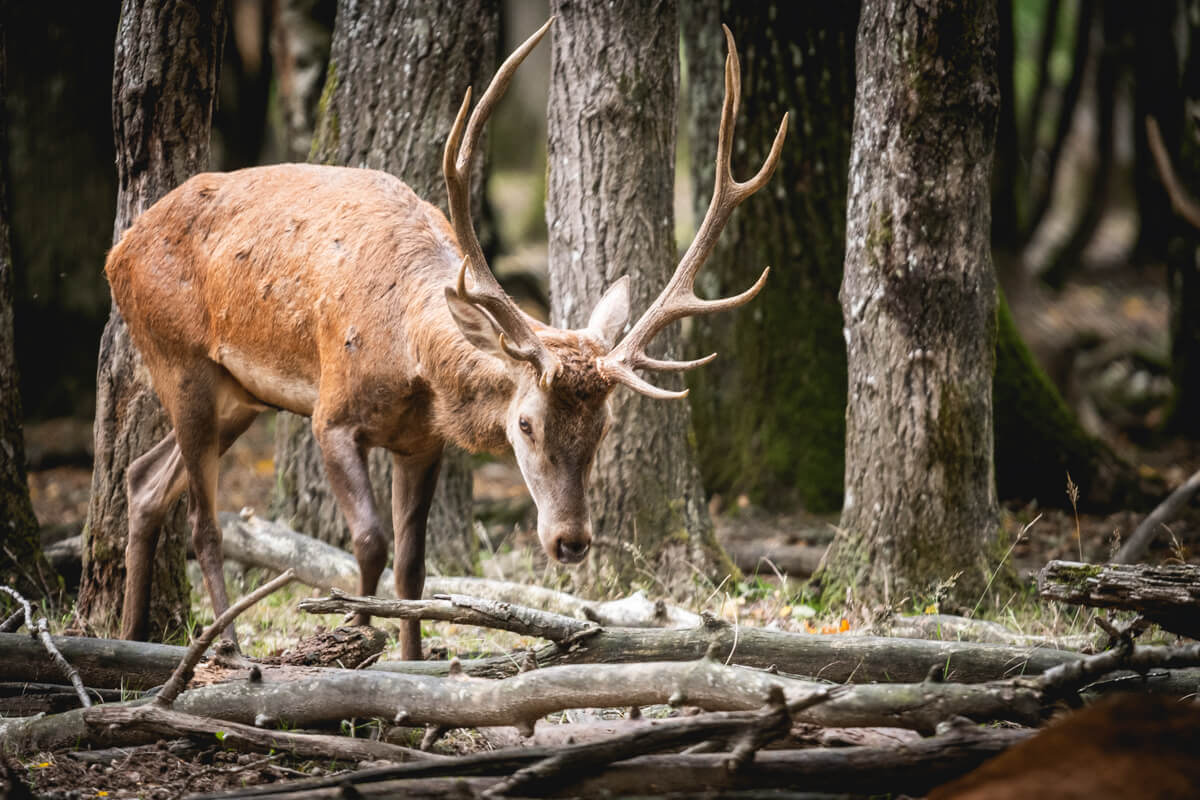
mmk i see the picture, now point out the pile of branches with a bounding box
[3,531,1200,798]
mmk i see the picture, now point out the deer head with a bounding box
[442,20,787,564]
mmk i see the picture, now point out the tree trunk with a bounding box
[823,0,1001,608]
[545,0,728,593]
[269,0,334,161]
[77,0,227,638]
[0,25,53,601]
[270,0,496,575]
[992,0,1020,250]
[681,1,857,514]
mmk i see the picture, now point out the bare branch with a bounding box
[155,569,294,707]
[1146,116,1200,230]
[298,590,600,643]
[1114,467,1200,563]
[0,585,90,708]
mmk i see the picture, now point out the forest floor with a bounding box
[11,263,1200,798]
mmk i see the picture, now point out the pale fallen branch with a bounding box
[0,585,90,708]
[1114,466,1200,564]
[218,512,700,628]
[298,590,599,643]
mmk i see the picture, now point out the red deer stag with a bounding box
[108,20,786,659]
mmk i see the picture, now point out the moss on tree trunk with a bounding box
[682,1,857,514]
[821,0,1001,609]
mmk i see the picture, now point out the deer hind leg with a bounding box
[121,431,189,641]
[391,448,443,661]
[312,419,388,627]
[121,363,260,643]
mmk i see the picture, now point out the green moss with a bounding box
[309,60,340,164]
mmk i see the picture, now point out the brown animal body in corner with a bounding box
[108,20,786,660]
[931,694,1200,799]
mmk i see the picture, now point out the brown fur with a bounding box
[108,163,617,658]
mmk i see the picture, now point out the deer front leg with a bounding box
[313,420,389,625]
[391,448,443,661]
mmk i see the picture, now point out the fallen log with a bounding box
[1037,560,1200,639]
[0,655,1043,754]
[186,724,1033,799]
[0,632,185,690]
[372,614,1083,683]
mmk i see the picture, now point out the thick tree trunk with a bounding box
[823,0,1001,607]
[682,1,857,514]
[269,0,334,161]
[545,0,728,592]
[270,0,496,574]
[77,0,227,638]
[0,28,52,601]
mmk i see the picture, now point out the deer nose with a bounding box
[555,536,591,564]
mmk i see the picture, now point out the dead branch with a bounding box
[1038,638,1200,699]
[218,512,700,628]
[184,724,1033,799]
[81,702,434,764]
[1146,116,1200,230]
[486,696,793,797]
[1038,560,1200,639]
[157,570,295,706]
[0,609,23,633]
[1114,466,1200,564]
[299,590,599,643]
[0,585,90,708]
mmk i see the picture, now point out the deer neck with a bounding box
[425,332,515,454]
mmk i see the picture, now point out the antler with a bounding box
[596,25,788,400]
[445,18,560,386]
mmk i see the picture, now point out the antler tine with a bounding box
[598,26,788,399]
[444,18,559,385]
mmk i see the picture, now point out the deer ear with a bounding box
[585,276,631,349]
[445,288,507,358]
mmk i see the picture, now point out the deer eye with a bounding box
[519,418,533,437]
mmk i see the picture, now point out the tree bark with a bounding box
[270,0,495,575]
[77,0,227,639]
[546,0,727,591]
[823,0,1001,607]
[681,1,858,514]
[0,25,52,601]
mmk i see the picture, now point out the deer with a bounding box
[108,19,787,660]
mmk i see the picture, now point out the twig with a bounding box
[84,703,435,765]
[298,590,599,643]
[1115,467,1200,563]
[180,752,282,796]
[0,609,24,633]
[155,569,294,707]
[0,585,91,708]
[1146,116,1200,230]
